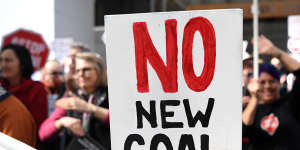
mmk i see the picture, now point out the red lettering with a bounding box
[133,19,178,93]
[133,17,216,93]
[182,17,216,92]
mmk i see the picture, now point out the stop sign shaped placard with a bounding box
[1,29,49,71]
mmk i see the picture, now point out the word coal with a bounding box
[124,133,209,150]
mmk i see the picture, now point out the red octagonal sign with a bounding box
[1,28,49,71]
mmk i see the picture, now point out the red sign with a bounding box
[1,29,49,71]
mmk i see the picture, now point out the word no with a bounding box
[133,17,216,93]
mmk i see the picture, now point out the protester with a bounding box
[241,56,254,150]
[39,52,110,149]
[0,44,48,128]
[242,57,253,107]
[41,60,65,116]
[243,35,300,150]
[0,84,36,147]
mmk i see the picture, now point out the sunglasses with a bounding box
[47,71,63,76]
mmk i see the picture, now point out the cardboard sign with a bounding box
[50,38,73,62]
[0,132,35,150]
[106,9,242,150]
[288,15,300,38]
[288,37,300,54]
[1,29,49,71]
[288,15,300,55]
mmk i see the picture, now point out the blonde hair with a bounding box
[76,52,107,87]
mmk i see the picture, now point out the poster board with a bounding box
[1,28,49,71]
[106,9,242,150]
[288,15,300,54]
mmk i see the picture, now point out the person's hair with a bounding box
[44,59,63,71]
[243,57,253,69]
[42,60,63,76]
[1,44,34,78]
[70,42,90,53]
[259,63,280,81]
[76,52,107,88]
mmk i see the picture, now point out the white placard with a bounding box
[287,37,300,54]
[50,38,73,62]
[288,15,300,37]
[0,133,35,150]
[106,9,242,150]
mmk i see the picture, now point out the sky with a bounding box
[0,0,55,47]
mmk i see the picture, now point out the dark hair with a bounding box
[1,44,34,78]
[259,63,280,81]
[243,57,253,69]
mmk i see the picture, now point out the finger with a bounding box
[56,98,74,109]
[73,124,85,136]
[55,99,67,108]
[68,91,79,98]
[76,129,85,137]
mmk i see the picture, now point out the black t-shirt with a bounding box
[243,69,300,150]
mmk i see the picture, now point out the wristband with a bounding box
[276,50,283,59]
[91,105,97,115]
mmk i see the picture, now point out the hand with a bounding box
[247,78,259,97]
[55,93,90,113]
[56,116,84,136]
[280,74,287,85]
[255,35,281,57]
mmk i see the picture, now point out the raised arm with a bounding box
[257,35,300,72]
[242,78,259,126]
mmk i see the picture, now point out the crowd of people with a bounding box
[0,33,299,150]
[0,42,110,149]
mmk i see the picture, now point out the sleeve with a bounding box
[38,107,67,141]
[29,85,48,128]
[0,96,37,147]
[103,110,110,125]
[289,69,300,119]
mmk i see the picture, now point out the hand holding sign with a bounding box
[247,78,260,98]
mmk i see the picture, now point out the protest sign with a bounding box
[0,133,35,150]
[288,15,300,55]
[50,38,73,62]
[106,9,242,150]
[288,15,300,38]
[1,29,49,71]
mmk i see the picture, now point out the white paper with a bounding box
[106,9,242,150]
[288,15,300,37]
